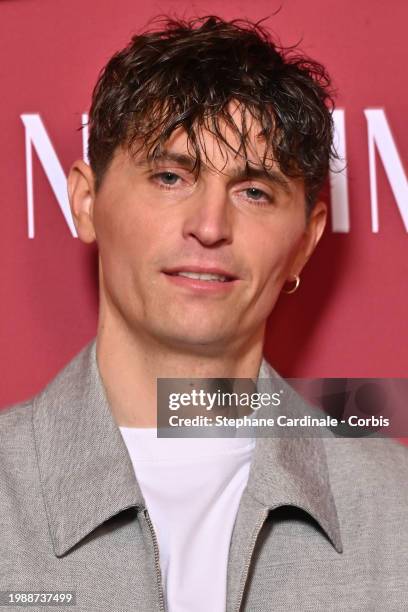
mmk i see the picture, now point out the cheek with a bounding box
[94,194,152,260]
[250,228,303,285]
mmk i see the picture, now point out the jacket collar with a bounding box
[250,360,343,553]
[33,340,144,557]
[33,339,342,557]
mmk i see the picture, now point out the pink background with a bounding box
[1,0,407,436]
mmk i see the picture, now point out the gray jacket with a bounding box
[0,340,407,611]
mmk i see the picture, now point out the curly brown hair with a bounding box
[87,15,336,214]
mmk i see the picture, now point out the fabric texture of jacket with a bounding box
[0,340,407,611]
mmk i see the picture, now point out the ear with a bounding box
[67,160,97,244]
[291,200,327,275]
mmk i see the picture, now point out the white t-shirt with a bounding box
[119,427,255,612]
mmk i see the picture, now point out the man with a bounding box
[1,15,407,612]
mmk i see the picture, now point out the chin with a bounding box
[154,324,231,352]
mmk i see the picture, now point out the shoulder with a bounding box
[260,358,408,496]
[0,339,96,423]
[324,436,408,483]
[0,400,38,505]
[324,437,408,527]
[0,400,34,452]
[0,339,95,457]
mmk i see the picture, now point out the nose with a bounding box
[181,181,233,247]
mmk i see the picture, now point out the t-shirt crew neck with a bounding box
[119,426,255,612]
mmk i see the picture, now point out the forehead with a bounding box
[132,100,276,175]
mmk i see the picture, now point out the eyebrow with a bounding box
[136,150,292,194]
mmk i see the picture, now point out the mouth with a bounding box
[162,266,239,292]
[163,266,238,282]
[165,271,232,282]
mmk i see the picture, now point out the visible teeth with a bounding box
[176,272,229,282]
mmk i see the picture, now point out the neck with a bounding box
[96,307,266,428]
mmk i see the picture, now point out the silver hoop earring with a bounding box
[283,274,300,294]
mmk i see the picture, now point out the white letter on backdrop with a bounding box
[365,109,408,232]
[21,114,77,238]
[329,109,350,233]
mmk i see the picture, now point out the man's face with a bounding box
[70,108,326,355]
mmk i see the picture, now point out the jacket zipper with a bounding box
[143,509,166,612]
[234,509,269,612]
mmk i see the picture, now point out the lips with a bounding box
[174,271,229,282]
[163,266,238,282]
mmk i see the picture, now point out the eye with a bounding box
[152,171,181,188]
[242,187,273,204]
[246,187,265,200]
